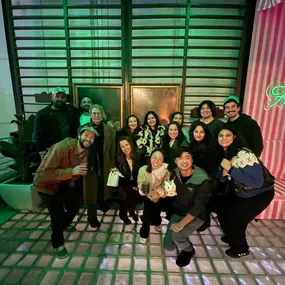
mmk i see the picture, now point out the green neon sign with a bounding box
[266,84,285,109]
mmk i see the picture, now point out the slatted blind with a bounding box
[4,0,248,125]
[8,0,122,114]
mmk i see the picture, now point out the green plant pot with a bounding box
[0,177,41,211]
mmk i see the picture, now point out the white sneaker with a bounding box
[155,225,162,232]
[138,237,147,244]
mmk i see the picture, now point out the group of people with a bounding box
[32,87,274,267]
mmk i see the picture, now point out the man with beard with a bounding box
[34,87,80,156]
[33,125,98,258]
[79,96,93,126]
[164,147,211,267]
[223,95,263,157]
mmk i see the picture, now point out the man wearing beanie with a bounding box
[223,95,263,157]
[34,87,81,157]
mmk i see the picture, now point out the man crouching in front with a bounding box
[33,126,98,259]
[164,147,212,267]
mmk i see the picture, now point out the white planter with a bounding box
[0,177,41,211]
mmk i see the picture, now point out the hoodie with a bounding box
[228,114,263,157]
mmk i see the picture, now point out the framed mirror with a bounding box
[73,84,124,128]
[130,84,181,125]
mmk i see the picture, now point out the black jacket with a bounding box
[34,104,80,152]
[116,154,144,188]
[172,166,211,221]
[228,114,263,157]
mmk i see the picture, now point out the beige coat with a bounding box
[137,164,170,203]
[83,123,116,204]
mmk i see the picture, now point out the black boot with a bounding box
[88,217,101,229]
[119,208,132,224]
[176,248,196,267]
[129,209,138,222]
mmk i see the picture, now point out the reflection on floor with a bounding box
[0,207,285,285]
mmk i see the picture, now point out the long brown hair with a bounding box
[116,136,140,171]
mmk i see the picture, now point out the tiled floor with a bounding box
[0,207,285,285]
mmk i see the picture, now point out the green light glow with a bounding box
[266,84,285,108]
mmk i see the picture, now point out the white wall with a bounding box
[0,4,17,138]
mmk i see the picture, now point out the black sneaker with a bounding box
[129,209,138,222]
[120,215,132,225]
[88,218,101,229]
[54,245,68,259]
[176,248,196,267]
[221,236,229,244]
[225,248,249,258]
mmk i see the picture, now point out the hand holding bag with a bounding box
[107,170,124,187]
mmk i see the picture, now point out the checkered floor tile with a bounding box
[0,207,285,285]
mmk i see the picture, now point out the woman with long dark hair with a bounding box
[112,136,143,224]
[117,115,141,145]
[137,149,171,244]
[163,121,188,170]
[136,111,165,162]
[216,124,274,258]
[170,112,190,143]
[189,122,220,177]
[188,122,223,232]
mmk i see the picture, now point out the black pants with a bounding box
[140,197,173,239]
[119,183,141,218]
[39,185,81,248]
[217,189,274,253]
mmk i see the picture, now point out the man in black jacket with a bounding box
[164,147,211,267]
[224,95,263,157]
[34,87,80,156]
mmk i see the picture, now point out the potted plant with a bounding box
[0,114,42,210]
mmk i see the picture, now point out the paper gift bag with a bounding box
[107,170,124,187]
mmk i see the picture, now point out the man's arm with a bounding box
[40,145,73,182]
[250,120,264,157]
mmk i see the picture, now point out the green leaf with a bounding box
[10,119,21,125]
[14,114,23,121]
[0,141,17,159]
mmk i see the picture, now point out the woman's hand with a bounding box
[222,169,229,177]
[138,189,146,196]
[221,159,232,172]
[170,222,184,233]
[110,168,118,173]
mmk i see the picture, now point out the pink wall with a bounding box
[243,1,285,179]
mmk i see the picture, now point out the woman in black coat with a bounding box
[112,136,143,224]
[189,122,223,232]
[162,121,189,170]
[189,121,221,177]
